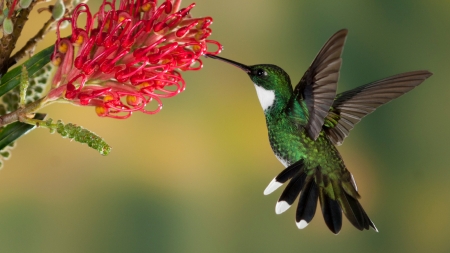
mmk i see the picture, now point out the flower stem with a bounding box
[0,97,45,127]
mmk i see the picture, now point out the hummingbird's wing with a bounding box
[324,71,432,145]
[289,29,348,140]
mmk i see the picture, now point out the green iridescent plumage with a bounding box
[207,29,432,234]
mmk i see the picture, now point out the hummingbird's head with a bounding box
[206,54,293,111]
[206,54,291,89]
[246,64,291,91]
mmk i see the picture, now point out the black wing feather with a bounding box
[291,29,348,140]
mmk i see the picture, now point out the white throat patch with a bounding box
[253,84,275,111]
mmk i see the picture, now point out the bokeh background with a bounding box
[0,0,449,252]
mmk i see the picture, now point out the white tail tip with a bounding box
[275,201,291,214]
[296,220,309,229]
[264,178,283,195]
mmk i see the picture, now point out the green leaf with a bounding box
[0,113,46,150]
[0,45,54,98]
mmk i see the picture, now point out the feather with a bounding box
[275,170,307,214]
[295,176,319,229]
[290,29,348,140]
[330,179,376,231]
[264,159,305,195]
[316,170,342,234]
[325,70,432,145]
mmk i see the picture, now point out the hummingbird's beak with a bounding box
[205,54,251,73]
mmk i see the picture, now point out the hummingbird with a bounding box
[206,29,432,234]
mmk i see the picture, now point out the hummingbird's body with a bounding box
[262,86,342,174]
[207,29,432,234]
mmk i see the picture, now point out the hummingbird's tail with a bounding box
[264,160,377,234]
[315,168,377,234]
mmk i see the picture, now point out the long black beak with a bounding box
[205,54,251,73]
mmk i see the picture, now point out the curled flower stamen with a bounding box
[49,0,222,119]
[142,95,163,115]
[99,49,129,73]
[133,37,166,58]
[79,87,112,105]
[206,40,223,55]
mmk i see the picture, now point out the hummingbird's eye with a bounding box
[256,69,267,77]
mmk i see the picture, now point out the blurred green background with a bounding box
[1,0,449,252]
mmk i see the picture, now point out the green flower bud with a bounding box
[3,17,13,35]
[52,0,65,21]
[19,0,32,9]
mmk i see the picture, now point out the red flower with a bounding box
[49,0,221,118]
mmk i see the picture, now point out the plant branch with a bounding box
[0,97,45,127]
[0,4,36,77]
[7,16,56,70]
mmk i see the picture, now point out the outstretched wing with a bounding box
[289,29,348,140]
[324,70,432,145]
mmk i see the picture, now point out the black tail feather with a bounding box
[264,160,305,196]
[278,171,307,205]
[319,189,342,234]
[275,159,305,184]
[267,161,377,233]
[343,192,366,230]
[361,205,378,232]
[344,193,378,231]
[295,177,319,228]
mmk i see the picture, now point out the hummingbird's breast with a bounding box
[266,115,343,173]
